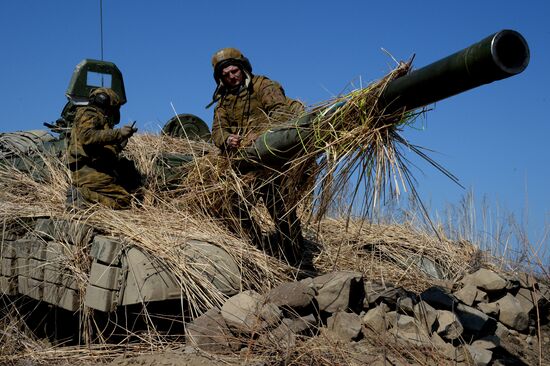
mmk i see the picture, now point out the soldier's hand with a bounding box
[226,134,242,149]
[120,124,138,139]
[119,139,129,149]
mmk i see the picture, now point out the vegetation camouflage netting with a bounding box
[0,63,484,362]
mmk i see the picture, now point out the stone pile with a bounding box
[186,269,550,365]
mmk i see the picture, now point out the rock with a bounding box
[362,304,390,333]
[432,334,458,361]
[266,281,315,312]
[394,314,421,334]
[477,301,500,317]
[385,311,398,329]
[430,332,447,346]
[364,281,387,304]
[364,282,409,307]
[392,330,431,346]
[505,278,520,292]
[420,286,458,310]
[411,256,445,279]
[461,268,507,292]
[472,335,500,350]
[539,283,550,305]
[465,344,493,366]
[497,293,529,332]
[282,313,318,333]
[413,301,438,334]
[261,325,296,349]
[456,303,492,333]
[443,345,470,363]
[258,314,317,348]
[326,311,363,341]
[515,287,535,314]
[186,308,241,353]
[311,271,364,313]
[475,289,488,303]
[397,295,415,314]
[494,322,510,339]
[454,284,480,306]
[437,310,463,340]
[221,290,282,333]
[430,279,455,291]
[299,277,314,287]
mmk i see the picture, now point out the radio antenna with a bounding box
[99,0,104,86]
[99,0,104,61]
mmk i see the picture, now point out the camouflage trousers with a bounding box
[68,158,141,210]
[232,175,304,265]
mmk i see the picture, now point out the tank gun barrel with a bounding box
[380,29,529,112]
[240,30,529,168]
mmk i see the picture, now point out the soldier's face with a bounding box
[221,65,243,88]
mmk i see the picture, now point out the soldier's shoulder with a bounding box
[253,74,273,84]
[254,75,283,90]
[75,106,102,119]
[73,106,105,128]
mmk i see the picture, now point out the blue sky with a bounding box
[0,1,548,256]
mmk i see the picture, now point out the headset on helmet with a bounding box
[89,88,122,109]
[89,87,122,125]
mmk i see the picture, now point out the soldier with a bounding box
[66,87,140,209]
[210,47,304,265]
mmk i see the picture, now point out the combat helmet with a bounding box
[89,87,122,125]
[207,48,253,108]
[89,87,123,109]
[211,47,253,83]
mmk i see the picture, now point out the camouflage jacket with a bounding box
[67,106,125,169]
[211,75,303,149]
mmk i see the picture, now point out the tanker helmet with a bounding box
[89,88,122,109]
[211,47,252,83]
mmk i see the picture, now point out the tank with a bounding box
[0,30,530,340]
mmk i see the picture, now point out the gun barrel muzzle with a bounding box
[381,29,530,112]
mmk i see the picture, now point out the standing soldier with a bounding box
[66,87,140,209]
[210,47,304,265]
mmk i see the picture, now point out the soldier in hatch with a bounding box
[66,87,141,209]
[209,47,305,265]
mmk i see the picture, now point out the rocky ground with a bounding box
[60,267,548,366]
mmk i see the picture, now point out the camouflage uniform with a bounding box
[212,75,302,148]
[67,88,139,209]
[210,48,305,264]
